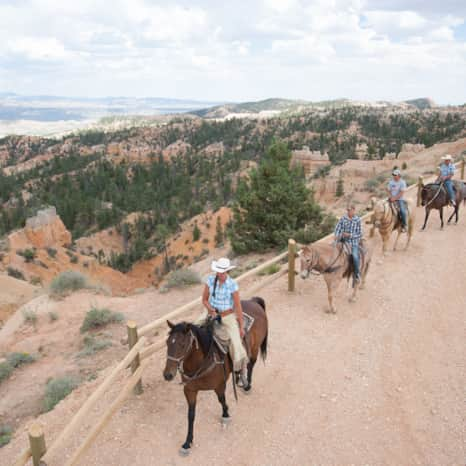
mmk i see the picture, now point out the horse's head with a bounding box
[420,186,429,206]
[372,200,386,228]
[163,321,195,381]
[299,246,314,279]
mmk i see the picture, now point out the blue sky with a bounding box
[0,0,465,104]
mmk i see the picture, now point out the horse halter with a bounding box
[166,330,198,367]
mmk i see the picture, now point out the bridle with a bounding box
[302,245,343,276]
[166,330,197,366]
[166,328,223,384]
[375,201,394,231]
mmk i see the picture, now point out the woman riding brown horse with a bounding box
[163,297,268,455]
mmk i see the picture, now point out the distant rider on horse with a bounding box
[388,168,408,232]
[438,154,456,207]
[334,205,362,283]
[195,257,248,386]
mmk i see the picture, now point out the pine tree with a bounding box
[229,141,330,253]
[336,173,344,198]
[192,222,201,242]
[214,216,224,247]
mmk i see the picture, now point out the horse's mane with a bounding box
[169,322,212,356]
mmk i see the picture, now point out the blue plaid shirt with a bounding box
[205,274,238,311]
[439,163,455,178]
[334,215,362,246]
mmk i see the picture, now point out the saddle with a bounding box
[339,241,367,286]
[211,312,255,358]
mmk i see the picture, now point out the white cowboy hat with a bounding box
[441,154,453,161]
[211,257,236,273]
[392,169,401,176]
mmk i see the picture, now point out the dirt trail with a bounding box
[2,203,465,466]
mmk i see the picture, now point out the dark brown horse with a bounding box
[420,182,464,229]
[163,297,268,455]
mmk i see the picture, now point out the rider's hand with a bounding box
[240,327,245,338]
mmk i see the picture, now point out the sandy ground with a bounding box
[1,199,465,465]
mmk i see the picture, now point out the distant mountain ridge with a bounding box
[191,97,437,118]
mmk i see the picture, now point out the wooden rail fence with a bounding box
[12,157,464,465]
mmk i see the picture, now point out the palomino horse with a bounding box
[299,241,372,313]
[420,182,464,229]
[163,297,268,455]
[372,199,414,254]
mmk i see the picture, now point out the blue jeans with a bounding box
[396,200,408,228]
[444,180,455,203]
[351,243,360,279]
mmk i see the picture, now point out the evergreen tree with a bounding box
[214,216,224,247]
[229,141,330,253]
[192,222,201,242]
[336,173,344,197]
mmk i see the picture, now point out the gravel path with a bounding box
[2,204,465,466]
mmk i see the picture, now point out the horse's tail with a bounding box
[260,331,268,363]
[251,296,265,311]
[251,296,267,362]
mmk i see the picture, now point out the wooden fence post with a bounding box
[369,198,376,238]
[288,239,296,292]
[28,424,46,466]
[416,176,424,207]
[461,158,465,180]
[127,321,143,395]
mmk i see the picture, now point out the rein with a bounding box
[305,244,344,275]
[424,183,443,207]
[168,329,224,385]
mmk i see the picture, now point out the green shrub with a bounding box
[76,335,112,358]
[80,307,124,333]
[0,425,12,447]
[50,271,88,296]
[70,255,78,263]
[23,309,38,325]
[0,362,13,383]
[30,276,42,286]
[257,263,281,276]
[46,247,57,258]
[43,376,79,412]
[166,269,202,289]
[48,311,59,322]
[7,352,36,368]
[0,352,36,384]
[7,267,25,281]
[17,248,36,262]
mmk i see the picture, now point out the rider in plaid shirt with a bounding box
[334,205,363,281]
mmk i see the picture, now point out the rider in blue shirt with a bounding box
[438,154,456,207]
[387,169,408,232]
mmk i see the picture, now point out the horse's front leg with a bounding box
[439,207,444,229]
[422,208,430,230]
[181,388,198,455]
[324,276,337,313]
[215,385,230,423]
[393,229,401,251]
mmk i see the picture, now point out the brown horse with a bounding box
[299,241,372,313]
[421,182,464,229]
[372,198,414,254]
[163,297,268,455]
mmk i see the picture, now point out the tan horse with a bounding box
[372,199,414,254]
[299,241,372,313]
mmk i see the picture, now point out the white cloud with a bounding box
[7,37,68,61]
[0,0,464,103]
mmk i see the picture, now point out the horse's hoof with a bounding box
[325,308,337,314]
[221,416,231,425]
[242,385,252,394]
[179,447,191,457]
[349,297,356,303]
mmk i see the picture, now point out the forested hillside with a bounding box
[0,105,465,273]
